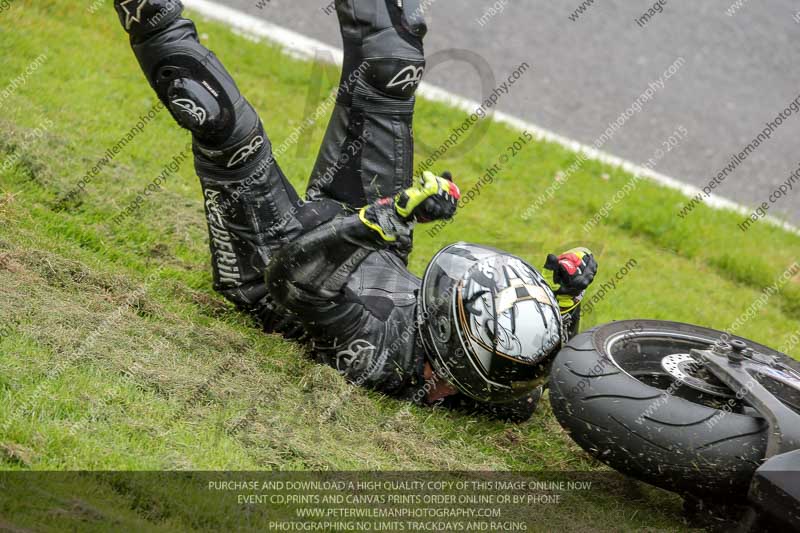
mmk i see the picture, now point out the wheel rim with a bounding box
[603,328,743,409]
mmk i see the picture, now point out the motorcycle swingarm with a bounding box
[693,342,800,458]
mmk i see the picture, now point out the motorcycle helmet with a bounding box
[419,242,563,403]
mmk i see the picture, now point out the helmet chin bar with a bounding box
[417,307,471,395]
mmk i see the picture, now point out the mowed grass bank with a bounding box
[0,0,798,530]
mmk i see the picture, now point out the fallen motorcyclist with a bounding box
[113,0,598,422]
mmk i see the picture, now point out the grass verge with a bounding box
[0,0,798,530]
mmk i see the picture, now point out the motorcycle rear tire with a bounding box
[548,320,790,499]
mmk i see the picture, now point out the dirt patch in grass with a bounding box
[46,499,107,523]
[1,443,34,467]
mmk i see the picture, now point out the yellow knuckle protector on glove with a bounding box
[564,247,592,260]
[395,171,444,219]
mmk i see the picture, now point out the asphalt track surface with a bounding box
[214,0,800,226]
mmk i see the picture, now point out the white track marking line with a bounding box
[182,0,799,236]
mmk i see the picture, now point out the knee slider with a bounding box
[133,35,261,165]
[167,77,225,133]
[361,29,425,100]
[363,56,426,99]
[146,49,255,148]
[153,58,235,143]
[114,0,183,39]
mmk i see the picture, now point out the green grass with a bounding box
[0,0,798,531]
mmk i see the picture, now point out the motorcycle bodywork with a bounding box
[748,449,800,530]
[696,341,800,529]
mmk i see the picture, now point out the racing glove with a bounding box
[358,171,460,245]
[544,247,598,312]
[394,171,461,223]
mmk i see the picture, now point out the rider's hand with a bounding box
[544,247,598,297]
[358,171,459,248]
[394,171,461,223]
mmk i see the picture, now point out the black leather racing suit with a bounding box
[115,0,428,394]
[114,0,577,419]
